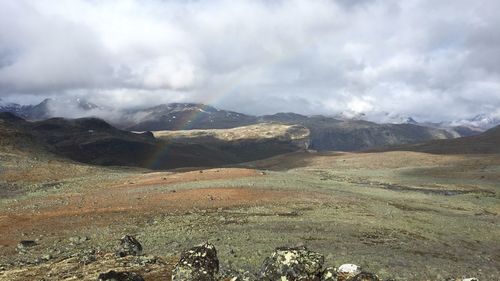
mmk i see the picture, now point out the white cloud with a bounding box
[0,0,499,121]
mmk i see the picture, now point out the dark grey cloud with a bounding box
[0,0,499,121]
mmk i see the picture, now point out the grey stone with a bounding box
[116,235,142,257]
[259,246,325,281]
[337,264,361,281]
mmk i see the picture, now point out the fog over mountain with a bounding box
[1,0,500,121]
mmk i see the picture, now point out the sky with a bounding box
[0,0,499,121]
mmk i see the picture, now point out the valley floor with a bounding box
[0,150,499,280]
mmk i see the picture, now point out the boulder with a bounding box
[116,235,143,257]
[172,242,219,281]
[97,270,144,281]
[259,246,325,281]
[337,264,361,281]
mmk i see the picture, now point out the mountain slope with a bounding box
[451,113,500,130]
[0,98,102,121]
[0,114,307,169]
[382,125,500,154]
[153,123,310,162]
[261,114,455,151]
[122,103,258,131]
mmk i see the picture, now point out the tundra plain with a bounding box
[0,146,498,280]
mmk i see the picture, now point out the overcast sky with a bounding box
[1,0,499,121]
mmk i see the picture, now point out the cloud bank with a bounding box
[1,0,499,121]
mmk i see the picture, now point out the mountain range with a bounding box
[381,124,500,154]
[1,97,499,152]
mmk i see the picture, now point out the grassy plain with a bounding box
[0,148,498,280]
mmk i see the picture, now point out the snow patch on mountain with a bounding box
[449,113,500,130]
[335,110,418,124]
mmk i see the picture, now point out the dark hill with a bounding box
[0,115,305,169]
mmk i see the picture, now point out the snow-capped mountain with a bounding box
[122,103,258,131]
[0,98,102,120]
[0,99,35,118]
[450,114,500,130]
[335,110,418,125]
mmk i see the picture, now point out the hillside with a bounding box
[384,125,500,154]
[0,114,307,170]
[153,123,309,145]
[261,114,456,151]
[122,103,258,131]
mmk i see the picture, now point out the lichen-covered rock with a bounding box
[337,264,361,281]
[321,267,337,281]
[172,242,219,281]
[259,246,325,281]
[97,270,144,281]
[348,272,380,281]
[116,235,143,257]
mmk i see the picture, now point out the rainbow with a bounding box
[144,86,244,169]
[144,49,293,169]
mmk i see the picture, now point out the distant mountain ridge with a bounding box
[335,111,419,125]
[381,125,500,154]
[1,98,494,151]
[121,103,258,131]
[0,98,102,120]
[260,113,456,151]
[449,113,500,130]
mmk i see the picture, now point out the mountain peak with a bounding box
[450,113,500,130]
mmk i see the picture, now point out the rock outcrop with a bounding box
[172,242,219,281]
[258,246,326,281]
